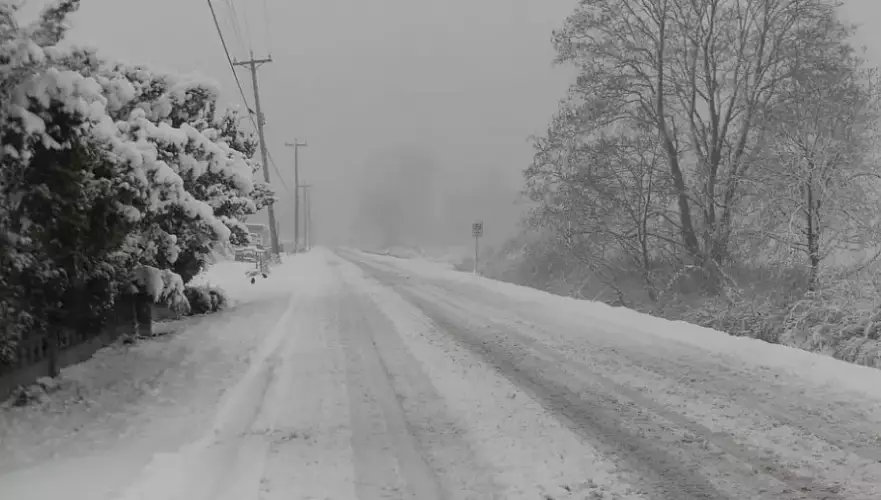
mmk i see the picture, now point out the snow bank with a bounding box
[363,252,881,402]
[115,249,337,500]
[189,258,284,306]
[0,250,330,499]
[368,245,469,270]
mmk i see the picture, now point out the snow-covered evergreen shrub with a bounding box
[0,0,138,354]
[91,64,276,284]
[0,0,273,359]
[183,284,228,315]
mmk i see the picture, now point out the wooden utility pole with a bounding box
[300,184,313,249]
[285,140,307,251]
[306,185,313,249]
[233,51,280,256]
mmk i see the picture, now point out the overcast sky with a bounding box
[16,0,881,247]
[20,0,573,246]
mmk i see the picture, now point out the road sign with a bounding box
[472,221,483,276]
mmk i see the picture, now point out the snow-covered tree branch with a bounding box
[0,0,274,359]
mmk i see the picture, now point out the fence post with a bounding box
[135,293,153,337]
[46,329,59,378]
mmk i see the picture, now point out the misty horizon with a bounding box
[18,0,577,250]
[14,0,881,250]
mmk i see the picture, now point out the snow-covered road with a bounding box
[2,248,880,499]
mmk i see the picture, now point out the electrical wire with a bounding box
[207,0,288,197]
[267,150,291,193]
[222,0,247,56]
[235,0,254,55]
[206,0,254,123]
[262,0,273,56]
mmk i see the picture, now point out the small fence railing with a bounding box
[0,293,152,400]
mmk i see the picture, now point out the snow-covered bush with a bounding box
[90,63,275,284]
[678,296,785,344]
[183,284,229,315]
[0,0,273,361]
[0,0,139,357]
[780,275,881,368]
[483,229,881,368]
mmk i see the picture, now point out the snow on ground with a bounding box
[2,248,654,499]
[0,253,325,500]
[371,245,468,270]
[5,247,880,499]
[332,256,646,499]
[364,250,881,402]
[189,256,297,306]
[346,249,881,498]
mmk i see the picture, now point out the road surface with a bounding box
[1,248,880,500]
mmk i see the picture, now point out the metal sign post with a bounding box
[472,221,483,276]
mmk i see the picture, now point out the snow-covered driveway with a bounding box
[2,248,880,500]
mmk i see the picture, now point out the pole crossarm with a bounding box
[232,57,272,67]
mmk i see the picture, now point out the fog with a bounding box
[15,0,575,250]
[348,144,524,249]
[17,0,881,251]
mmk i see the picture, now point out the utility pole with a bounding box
[285,140,307,251]
[300,184,313,249]
[306,185,313,249]
[233,51,280,256]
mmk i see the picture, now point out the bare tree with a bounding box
[526,101,676,304]
[753,23,881,288]
[551,0,848,268]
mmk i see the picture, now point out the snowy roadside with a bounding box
[344,250,881,499]
[365,245,469,270]
[113,250,352,500]
[331,252,647,499]
[189,258,297,306]
[358,251,881,401]
[0,255,315,500]
[112,248,657,499]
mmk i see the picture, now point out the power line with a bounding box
[238,1,253,54]
[262,0,273,56]
[267,151,290,192]
[208,0,288,207]
[223,0,247,55]
[206,0,254,123]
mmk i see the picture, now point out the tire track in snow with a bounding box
[424,290,851,499]
[257,257,489,499]
[398,285,738,500]
[362,257,881,498]
[412,281,864,500]
[211,293,325,500]
[337,288,447,500]
[341,286,503,499]
[388,255,881,464]
[257,283,358,500]
[345,253,860,500]
[420,268,881,463]
[116,290,301,500]
[335,253,650,500]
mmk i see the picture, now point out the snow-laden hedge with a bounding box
[0,1,273,360]
[183,284,229,315]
